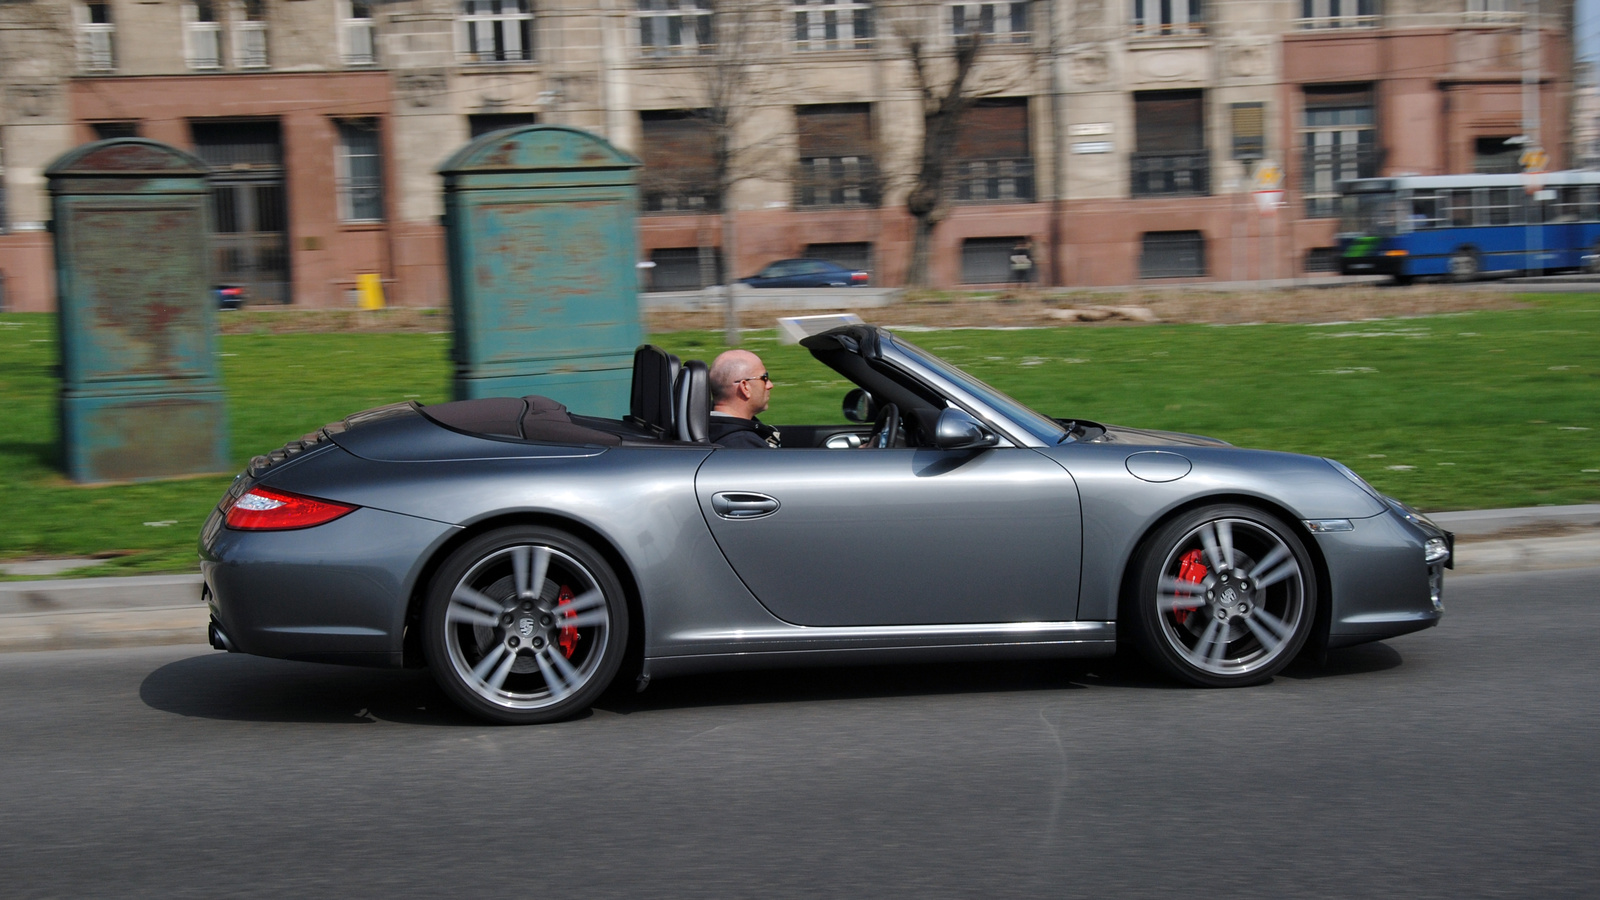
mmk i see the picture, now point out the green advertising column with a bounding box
[440,126,643,416]
[47,139,229,483]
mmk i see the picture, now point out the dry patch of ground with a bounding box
[216,285,1535,335]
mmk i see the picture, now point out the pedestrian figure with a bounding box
[1009,240,1034,284]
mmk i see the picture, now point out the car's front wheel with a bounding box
[423,526,627,724]
[1127,505,1316,687]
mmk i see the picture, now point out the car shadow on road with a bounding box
[139,653,480,726]
[1279,641,1405,679]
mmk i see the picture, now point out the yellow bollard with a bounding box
[356,273,385,310]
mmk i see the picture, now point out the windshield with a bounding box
[887,334,1070,445]
[1339,191,1401,236]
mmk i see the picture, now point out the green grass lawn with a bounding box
[2,293,1596,576]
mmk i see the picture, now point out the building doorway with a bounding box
[192,119,289,304]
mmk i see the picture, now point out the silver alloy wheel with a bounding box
[1448,250,1479,281]
[442,543,612,711]
[1153,517,1307,678]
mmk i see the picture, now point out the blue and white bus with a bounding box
[1336,171,1600,283]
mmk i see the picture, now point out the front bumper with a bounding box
[201,505,459,667]
[1316,510,1445,649]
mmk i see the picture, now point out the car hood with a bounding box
[1085,422,1232,447]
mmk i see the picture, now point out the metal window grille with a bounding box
[792,0,872,51]
[1139,231,1206,278]
[1130,0,1204,36]
[1296,0,1377,29]
[646,247,723,291]
[637,0,714,57]
[337,119,384,223]
[185,1,223,69]
[804,242,872,272]
[340,0,376,65]
[77,2,116,71]
[1304,247,1339,272]
[460,0,534,63]
[794,157,878,208]
[961,237,1026,283]
[949,158,1035,203]
[1302,89,1376,218]
[948,2,1030,44]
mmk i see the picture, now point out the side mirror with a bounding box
[842,388,879,424]
[933,408,999,450]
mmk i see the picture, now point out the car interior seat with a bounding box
[674,360,711,443]
[627,344,680,437]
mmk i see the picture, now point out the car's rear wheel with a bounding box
[1448,248,1481,282]
[423,526,627,724]
[1127,505,1316,687]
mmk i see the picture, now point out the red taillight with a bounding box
[223,486,358,531]
[851,272,869,283]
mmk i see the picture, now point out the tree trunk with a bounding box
[721,207,739,346]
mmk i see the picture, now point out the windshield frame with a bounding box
[882,333,1069,447]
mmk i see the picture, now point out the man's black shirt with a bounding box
[708,412,780,448]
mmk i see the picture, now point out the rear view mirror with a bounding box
[933,408,999,450]
[842,388,879,424]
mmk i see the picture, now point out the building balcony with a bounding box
[1130,151,1210,197]
[641,171,720,215]
[949,158,1035,204]
[793,157,879,209]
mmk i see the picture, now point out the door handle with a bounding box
[711,492,780,519]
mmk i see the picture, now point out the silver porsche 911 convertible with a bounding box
[200,324,1450,724]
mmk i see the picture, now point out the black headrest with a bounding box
[674,360,711,443]
[628,344,679,435]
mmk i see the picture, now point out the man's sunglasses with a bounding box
[736,373,771,385]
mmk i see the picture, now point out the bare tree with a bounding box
[637,0,788,345]
[899,26,985,288]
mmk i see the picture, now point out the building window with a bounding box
[1466,0,1518,23]
[949,2,1030,44]
[460,0,534,63]
[1302,84,1377,218]
[185,1,223,69]
[92,121,140,139]
[793,0,872,51]
[961,237,1027,283]
[805,242,873,273]
[336,119,384,222]
[469,112,537,138]
[795,104,878,208]
[645,247,723,291]
[1131,0,1203,36]
[76,1,116,72]
[950,98,1034,203]
[234,0,268,68]
[639,110,719,213]
[340,0,377,66]
[637,0,714,57]
[1475,136,1521,173]
[1140,231,1206,278]
[1132,90,1209,197]
[1296,0,1377,29]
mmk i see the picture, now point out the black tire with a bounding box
[1127,505,1317,688]
[1391,274,1414,286]
[422,526,628,724]
[1448,248,1481,283]
[1587,242,1600,275]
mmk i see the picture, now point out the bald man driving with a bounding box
[707,349,781,448]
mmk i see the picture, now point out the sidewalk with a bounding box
[2,505,1596,653]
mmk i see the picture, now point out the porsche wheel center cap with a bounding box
[516,618,537,639]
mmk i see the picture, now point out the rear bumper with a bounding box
[201,505,458,667]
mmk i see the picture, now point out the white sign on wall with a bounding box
[1068,123,1113,136]
[1071,141,1114,154]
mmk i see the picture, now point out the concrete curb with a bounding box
[2,509,1597,652]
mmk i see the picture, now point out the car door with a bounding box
[694,447,1082,627]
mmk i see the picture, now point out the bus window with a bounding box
[1582,185,1599,222]
[1557,186,1582,223]
[1410,192,1439,229]
[1450,190,1474,226]
[1487,187,1515,226]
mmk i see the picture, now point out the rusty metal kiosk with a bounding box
[47,139,229,483]
[440,126,642,416]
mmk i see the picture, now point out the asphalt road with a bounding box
[2,568,1596,899]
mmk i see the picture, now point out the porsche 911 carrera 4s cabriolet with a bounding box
[201,325,1450,723]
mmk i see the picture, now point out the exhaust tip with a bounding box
[208,618,236,652]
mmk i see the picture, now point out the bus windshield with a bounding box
[1340,191,1402,236]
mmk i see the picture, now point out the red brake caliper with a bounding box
[1173,549,1209,625]
[555,585,580,659]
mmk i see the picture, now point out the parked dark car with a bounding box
[740,258,869,288]
[215,285,247,310]
[200,326,1449,725]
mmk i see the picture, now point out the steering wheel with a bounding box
[869,402,901,449]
